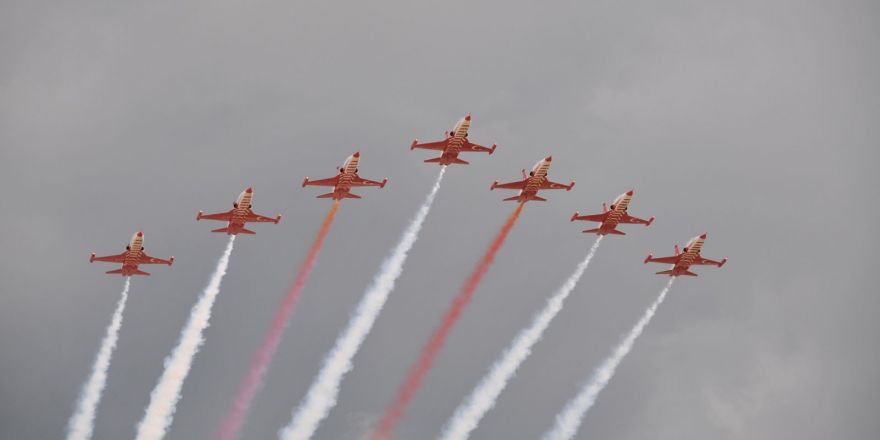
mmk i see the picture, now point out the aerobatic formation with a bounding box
[74,113,727,440]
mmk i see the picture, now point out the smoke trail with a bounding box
[441,236,604,440]
[219,201,340,440]
[372,202,526,440]
[542,277,676,440]
[134,236,236,440]
[66,278,131,440]
[280,168,447,440]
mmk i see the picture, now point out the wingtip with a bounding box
[353,151,361,158]
[90,252,96,263]
[302,177,309,187]
[644,254,653,264]
[411,139,418,150]
[381,178,388,188]
[570,211,579,222]
[464,113,471,121]
[626,189,634,196]
[490,180,498,190]
[647,216,655,226]
[197,210,203,221]
[169,256,175,266]
[490,144,497,154]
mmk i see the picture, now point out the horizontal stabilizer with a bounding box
[531,196,547,202]
[656,269,697,277]
[582,228,602,234]
[451,158,469,164]
[239,228,256,234]
[503,196,522,202]
[211,227,232,234]
[106,268,150,276]
[424,157,443,163]
[316,193,337,199]
[607,229,626,235]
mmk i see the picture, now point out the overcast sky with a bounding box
[2,0,878,439]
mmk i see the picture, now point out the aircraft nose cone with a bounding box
[700,233,707,239]
[464,113,471,121]
[246,187,253,193]
[137,231,144,237]
[353,151,360,158]
[545,155,553,162]
[626,190,634,196]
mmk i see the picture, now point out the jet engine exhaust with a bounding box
[542,277,675,440]
[135,236,236,440]
[371,202,526,440]
[441,236,604,440]
[66,278,131,440]
[219,201,340,440]
[280,167,447,440]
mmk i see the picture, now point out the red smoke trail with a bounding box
[372,202,525,440]
[218,201,340,440]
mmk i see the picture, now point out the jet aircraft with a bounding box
[197,187,281,235]
[571,190,654,235]
[490,156,574,203]
[644,233,727,276]
[302,151,388,200]
[90,231,174,276]
[410,113,496,165]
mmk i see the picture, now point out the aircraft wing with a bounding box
[461,140,495,153]
[694,256,725,266]
[303,175,341,187]
[620,213,652,225]
[351,175,386,187]
[540,179,574,190]
[411,139,448,151]
[572,212,608,222]
[198,210,234,221]
[492,179,527,190]
[646,255,681,264]
[91,252,126,263]
[139,253,173,265]
[246,211,280,223]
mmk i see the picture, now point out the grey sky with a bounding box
[1,0,878,439]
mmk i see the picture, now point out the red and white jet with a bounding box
[197,187,281,235]
[570,190,654,236]
[490,156,575,203]
[410,113,496,165]
[644,233,727,277]
[90,231,174,276]
[302,151,388,200]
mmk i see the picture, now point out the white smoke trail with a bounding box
[439,236,603,440]
[542,277,676,440]
[135,236,236,440]
[66,278,131,440]
[279,167,447,440]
